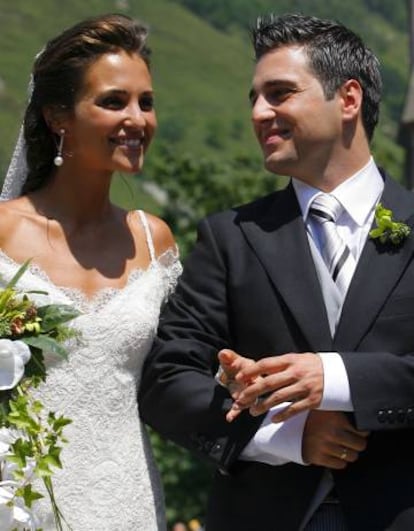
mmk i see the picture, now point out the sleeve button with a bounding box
[377,409,386,423]
[387,409,396,423]
[397,409,406,423]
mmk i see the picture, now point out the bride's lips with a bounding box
[109,136,145,150]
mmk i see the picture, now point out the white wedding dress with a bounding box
[0,210,181,530]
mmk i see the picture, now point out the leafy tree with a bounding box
[362,0,407,31]
[149,430,213,527]
[142,146,284,256]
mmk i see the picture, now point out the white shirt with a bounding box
[241,157,384,465]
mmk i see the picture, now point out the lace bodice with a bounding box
[0,216,182,530]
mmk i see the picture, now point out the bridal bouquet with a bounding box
[0,260,80,530]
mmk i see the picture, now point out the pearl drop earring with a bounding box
[54,129,65,167]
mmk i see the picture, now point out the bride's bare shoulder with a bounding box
[140,211,177,258]
[0,198,33,242]
[0,197,32,216]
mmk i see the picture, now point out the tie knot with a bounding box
[309,194,343,224]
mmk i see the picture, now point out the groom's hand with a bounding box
[230,353,324,422]
[302,410,369,469]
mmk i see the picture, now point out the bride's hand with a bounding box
[216,349,262,422]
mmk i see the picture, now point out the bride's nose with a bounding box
[123,102,146,128]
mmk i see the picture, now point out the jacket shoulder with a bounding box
[204,186,292,226]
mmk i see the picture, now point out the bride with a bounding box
[0,13,181,530]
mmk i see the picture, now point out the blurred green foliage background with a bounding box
[0,0,411,527]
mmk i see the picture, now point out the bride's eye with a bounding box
[98,95,125,110]
[139,94,154,112]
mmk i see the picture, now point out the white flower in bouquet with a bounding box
[0,428,40,531]
[0,482,40,530]
[0,339,31,390]
[0,427,16,458]
[0,260,80,530]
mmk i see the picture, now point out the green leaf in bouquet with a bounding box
[23,347,46,381]
[23,335,70,360]
[32,399,44,415]
[36,304,81,332]
[49,445,63,468]
[42,450,62,470]
[16,484,44,508]
[52,415,72,434]
[0,258,76,529]
[9,438,34,467]
[8,408,39,432]
[0,260,33,312]
[23,290,50,296]
[36,456,53,477]
[13,469,26,480]
[0,389,13,418]
[0,258,31,297]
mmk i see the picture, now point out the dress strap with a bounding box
[137,210,156,263]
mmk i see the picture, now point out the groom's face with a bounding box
[250,45,344,184]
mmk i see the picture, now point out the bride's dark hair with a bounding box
[22,13,151,194]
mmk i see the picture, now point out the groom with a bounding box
[140,13,414,531]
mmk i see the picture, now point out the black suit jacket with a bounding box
[139,173,414,531]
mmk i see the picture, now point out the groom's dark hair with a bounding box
[251,13,382,141]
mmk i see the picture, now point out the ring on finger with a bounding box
[340,448,348,460]
[215,366,236,389]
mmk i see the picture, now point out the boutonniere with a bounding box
[369,203,411,246]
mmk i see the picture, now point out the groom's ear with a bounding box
[339,79,363,122]
[42,104,70,134]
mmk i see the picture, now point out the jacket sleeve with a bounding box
[138,216,262,471]
[341,347,414,432]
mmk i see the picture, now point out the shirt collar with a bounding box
[292,157,384,226]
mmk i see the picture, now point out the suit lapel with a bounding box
[335,175,414,349]
[239,184,333,350]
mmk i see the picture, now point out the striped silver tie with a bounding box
[309,194,356,297]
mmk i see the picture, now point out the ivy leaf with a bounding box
[53,416,72,432]
[42,449,62,470]
[49,445,63,468]
[9,438,33,467]
[36,457,53,477]
[16,484,44,508]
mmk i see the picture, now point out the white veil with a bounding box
[1,125,28,200]
[2,51,43,201]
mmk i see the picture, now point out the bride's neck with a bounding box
[28,177,115,227]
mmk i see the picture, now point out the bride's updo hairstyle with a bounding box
[22,13,151,194]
